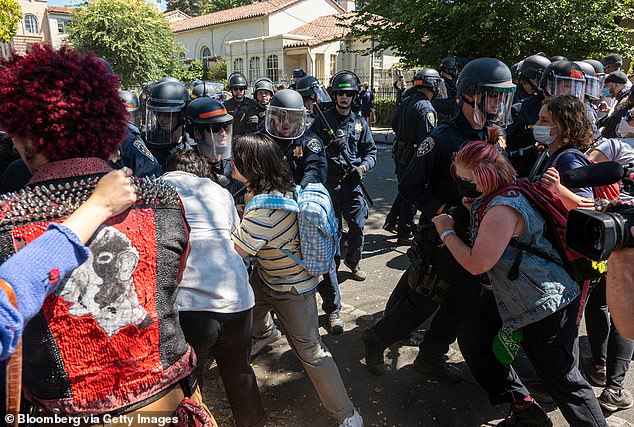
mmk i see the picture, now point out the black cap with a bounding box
[605,71,628,85]
[602,53,623,67]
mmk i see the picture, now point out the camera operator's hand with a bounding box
[432,213,455,235]
[327,135,346,156]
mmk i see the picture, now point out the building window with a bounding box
[330,54,337,77]
[200,46,212,67]
[24,14,38,34]
[373,54,383,69]
[266,55,279,83]
[233,58,244,74]
[249,57,261,83]
[56,18,70,34]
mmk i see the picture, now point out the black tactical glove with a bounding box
[342,165,365,184]
[326,136,346,156]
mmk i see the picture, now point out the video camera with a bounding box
[563,161,634,260]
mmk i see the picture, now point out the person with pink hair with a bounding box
[432,141,606,426]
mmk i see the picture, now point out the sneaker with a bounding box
[412,356,463,382]
[339,410,363,427]
[497,401,553,426]
[344,259,367,281]
[382,222,397,234]
[328,310,344,335]
[362,329,386,376]
[582,358,607,387]
[599,388,634,412]
[250,327,282,357]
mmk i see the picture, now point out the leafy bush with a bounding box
[373,98,396,127]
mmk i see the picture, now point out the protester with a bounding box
[0,45,209,420]
[438,141,606,426]
[230,133,363,427]
[163,149,265,427]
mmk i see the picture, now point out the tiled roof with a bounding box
[172,0,303,33]
[46,6,72,14]
[285,13,351,48]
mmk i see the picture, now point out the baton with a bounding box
[314,104,375,206]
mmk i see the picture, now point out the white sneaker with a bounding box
[250,327,282,357]
[339,410,363,427]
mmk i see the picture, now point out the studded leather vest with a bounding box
[0,158,195,415]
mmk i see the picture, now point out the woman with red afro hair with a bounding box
[0,45,127,167]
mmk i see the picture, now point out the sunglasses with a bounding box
[206,122,231,133]
[335,92,355,98]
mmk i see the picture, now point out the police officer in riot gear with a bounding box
[115,90,163,178]
[184,97,242,195]
[244,77,275,134]
[385,68,441,245]
[296,75,331,128]
[505,54,551,177]
[362,58,516,383]
[575,60,603,136]
[224,72,257,137]
[311,70,377,281]
[191,81,221,101]
[435,57,460,123]
[538,60,586,100]
[143,80,193,170]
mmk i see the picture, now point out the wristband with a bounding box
[439,228,456,242]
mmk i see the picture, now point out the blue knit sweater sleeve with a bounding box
[0,223,90,361]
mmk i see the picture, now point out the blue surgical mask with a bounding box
[532,125,556,145]
[602,87,611,98]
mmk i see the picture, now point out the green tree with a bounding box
[166,0,255,15]
[68,0,183,87]
[346,0,634,67]
[178,59,205,83]
[207,57,227,82]
[0,0,22,44]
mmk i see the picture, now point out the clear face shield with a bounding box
[145,110,182,145]
[472,87,516,128]
[584,76,601,100]
[193,121,233,162]
[311,82,331,103]
[546,75,586,100]
[435,78,448,99]
[265,105,307,140]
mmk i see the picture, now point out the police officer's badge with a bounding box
[417,137,435,157]
[355,122,362,132]
[427,112,437,127]
[306,138,322,154]
[293,146,303,158]
[133,139,157,162]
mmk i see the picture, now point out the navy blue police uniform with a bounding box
[505,92,543,177]
[114,123,163,177]
[223,96,257,138]
[311,107,376,268]
[243,104,267,134]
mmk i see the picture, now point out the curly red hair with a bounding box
[0,45,127,161]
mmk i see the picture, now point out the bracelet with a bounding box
[439,228,456,242]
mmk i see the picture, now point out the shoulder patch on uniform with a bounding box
[417,137,435,157]
[355,121,363,132]
[306,138,322,154]
[427,112,437,127]
[133,139,157,161]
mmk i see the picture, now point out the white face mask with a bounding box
[532,124,556,145]
[617,116,634,137]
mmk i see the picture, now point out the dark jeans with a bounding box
[371,268,480,362]
[458,290,606,427]
[317,260,342,315]
[585,278,634,389]
[179,309,265,427]
[385,193,416,239]
[326,182,368,266]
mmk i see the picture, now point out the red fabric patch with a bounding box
[48,269,60,286]
[12,209,163,408]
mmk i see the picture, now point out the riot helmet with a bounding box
[185,97,233,162]
[229,72,248,89]
[296,75,331,103]
[265,89,307,140]
[440,57,458,78]
[413,68,442,89]
[146,81,190,144]
[253,77,274,107]
[456,57,516,127]
[293,68,306,81]
[330,70,360,94]
[575,61,601,100]
[538,60,585,100]
[119,90,139,112]
[191,82,221,100]
[549,55,568,63]
[511,62,521,81]
[517,55,551,82]
[159,76,180,84]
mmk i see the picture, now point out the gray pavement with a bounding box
[202,141,634,426]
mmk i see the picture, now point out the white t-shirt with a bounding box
[594,138,634,204]
[162,171,254,313]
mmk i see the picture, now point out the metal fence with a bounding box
[354,68,417,100]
